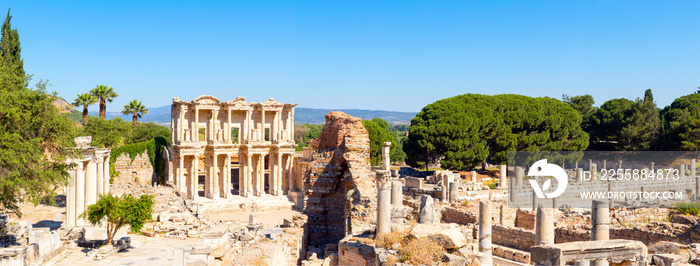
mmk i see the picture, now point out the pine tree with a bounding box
[0,8,25,89]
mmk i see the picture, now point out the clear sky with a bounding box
[4,1,700,113]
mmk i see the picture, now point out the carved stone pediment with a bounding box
[193,95,221,105]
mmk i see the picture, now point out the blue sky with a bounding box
[5,1,700,112]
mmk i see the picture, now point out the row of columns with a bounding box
[173,151,295,200]
[174,104,295,145]
[66,149,110,228]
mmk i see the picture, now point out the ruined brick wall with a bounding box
[114,151,154,189]
[514,209,535,230]
[338,235,378,266]
[492,225,536,251]
[302,112,375,248]
[440,207,478,225]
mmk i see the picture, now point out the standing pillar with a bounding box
[650,162,655,172]
[499,205,504,225]
[381,142,391,171]
[75,161,85,226]
[85,159,97,210]
[535,204,554,245]
[478,200,492,266]
[287,155,295,192]
[470,171,477,183]
[96,157,104,196]
[617,160,623,170]
[602,159,606,170]
[588,159,593,172]
[391,181,403,206]
[376,170,391,234]
[103,156,110,195]
[205,154,213,198]
[276,152,283,196]
[192,156,199,200]
[532,177,538,211]
[222,154,230,198]
[516,167,524,187]
[66,164,76,228]
[179,154,186,193]
[577,168,584,183]
[246,154,253,197]
[592,200,610,266]
[449,182,459,203]
[499,165,507,188]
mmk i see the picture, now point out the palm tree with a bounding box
[121,100,149,126]
[89,85,118,119]
[71,93,97,126]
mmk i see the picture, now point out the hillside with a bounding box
[83,106,416,125]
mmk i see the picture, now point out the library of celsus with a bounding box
[169,95,297,200]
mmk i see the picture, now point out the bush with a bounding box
[676,203,700,216]
[375,231,406,249]
[398,237,445,265]
[80,194,154,245]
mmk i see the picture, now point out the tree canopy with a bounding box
[90,84,118,119]
[362,118,397,165]
[121,99,149,126]
[81,194,153,245]
[72,93,97,126]
[587,89,660,150]
[662,93,700,150]
[0,10,76,215]
[404,94,589,170]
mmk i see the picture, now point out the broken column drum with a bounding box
[381,142,391,171]
[479,200,492,266]
[535,204,554,245]
[391,181,402,206]
[376,170,392,234]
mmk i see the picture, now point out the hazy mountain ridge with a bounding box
[87,106,416,125]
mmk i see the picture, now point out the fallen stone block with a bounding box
[442,253,467,266]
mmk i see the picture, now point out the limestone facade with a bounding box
[65,136,111,228]
[169,96,297,200]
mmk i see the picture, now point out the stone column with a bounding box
[381,142,391,171]
[247,154,253,197]
[205,154,214,199]
[577,168,584,183]
[391,181,403,206]
[516,167,524,187]
[441,185,448,202]
[103,156,110,195]
[85,158,97,210]
[96,157,104,196]
[602,159,606,170]
[276,152,283,196]
[75,161,85,226]
[192,156,199,200]
[179,154,186,192]
[471,171,477,183]
[222,154,231,198]
[376,170,392,234]
[591,200,610,240]
[479,200,492,266]
[535,204,554,245]
[449,182,459,203]
[499,165,507,188]
[650,162,655,172]
[617,160,623,170]
[287,155,294,192]
[66,164,76,228]
[591,200,610,266]
[588,159,593,172]
[499,205,504,225]
[194,107,199,142]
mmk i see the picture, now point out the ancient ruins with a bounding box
[65,136,111,227]
[169,95,297,200]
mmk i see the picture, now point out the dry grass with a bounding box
[398,237,445,265]
[375,231,407,249]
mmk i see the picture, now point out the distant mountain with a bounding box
[89,105,417,125]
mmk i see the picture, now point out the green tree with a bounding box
[81,194,154,245]
[0,11,76,216]
[404,94,588,170]
[662,93,700,150]
[71,93,97,126]
[0,8,25,89]
[80,117,131,148]
[121,99,149,126]
[563,94,596,133]
[294,123,324,151]
[362,118,397,165]
[90,85,118,119]
[589,90,660,150]
[126,122,171,145]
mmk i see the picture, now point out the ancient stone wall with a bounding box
[514,209,535,230]
[492,224,536,251]
[440,207,477,225]
[114,151,154,190]
[301,112,375,249]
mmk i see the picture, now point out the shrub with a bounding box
[676,203,700,216]
[80,194,154,245]
[398,237,445,265]
[375,231,406,249]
